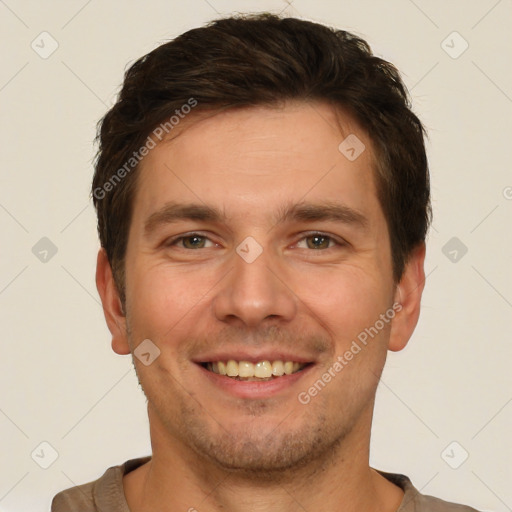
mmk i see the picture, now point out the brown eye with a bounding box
[305,235,332,249]
[180,235,208,249]
[166,233,215,249]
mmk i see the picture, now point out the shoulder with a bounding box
[51,480,96,511]
[51,456,151,512]
[377,470,482,512]
[413,491,481,512]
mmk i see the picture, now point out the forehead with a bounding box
[132,101,382,229]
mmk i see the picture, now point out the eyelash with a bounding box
[165,232,346,250]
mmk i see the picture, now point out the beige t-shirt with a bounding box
[52,457,481,512]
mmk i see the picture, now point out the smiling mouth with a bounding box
[201,360,310,381]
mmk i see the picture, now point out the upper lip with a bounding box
[192,349,315,364]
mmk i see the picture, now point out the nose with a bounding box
[212,243,297,329]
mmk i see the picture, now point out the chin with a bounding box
[179,408,351,480]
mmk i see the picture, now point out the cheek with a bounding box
[291,264,391,340]
[125,258,217,337]
[300,268,392,407]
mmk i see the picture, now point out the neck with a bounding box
[124,406,404,512]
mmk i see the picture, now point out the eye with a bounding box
[168,234,216,249]
[165,232,343,251]
[296,233,341,250]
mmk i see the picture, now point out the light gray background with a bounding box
[1,1,511,511]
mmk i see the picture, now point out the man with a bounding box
[52,13,482,512]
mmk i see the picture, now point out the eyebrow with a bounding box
[144,200,369,236]
[274,201,369,229]
[144,202,223,235]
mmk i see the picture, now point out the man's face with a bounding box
[115,102,408,473]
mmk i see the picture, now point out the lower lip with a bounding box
[196,363,314,399]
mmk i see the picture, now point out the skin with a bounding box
[96,101,426,512]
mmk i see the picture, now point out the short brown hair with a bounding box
[92,13,431,305]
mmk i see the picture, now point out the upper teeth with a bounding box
[206,360,306,379]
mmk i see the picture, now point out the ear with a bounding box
[388,242,426,352]
[95,248,131,355]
